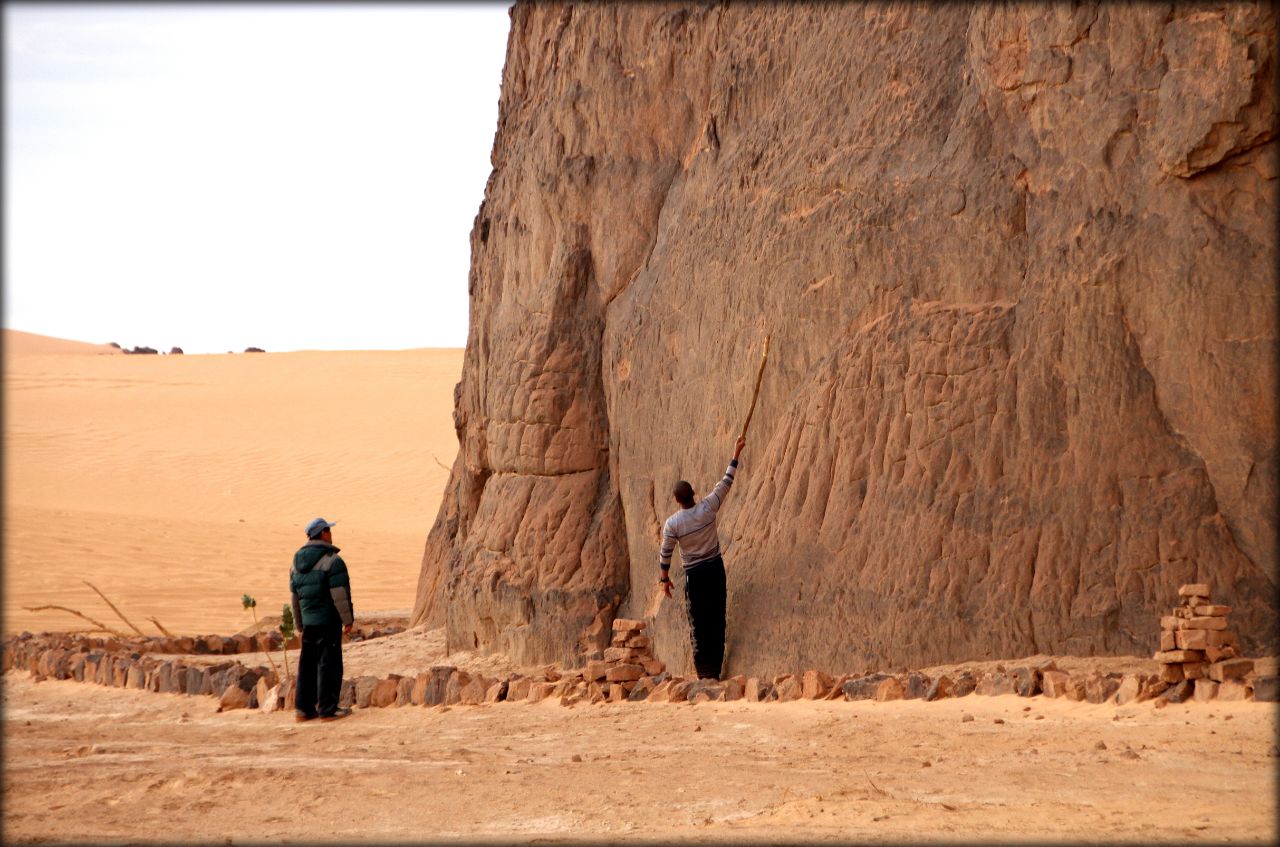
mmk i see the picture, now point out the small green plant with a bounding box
[241,593,280,678]
[279,604,296,681]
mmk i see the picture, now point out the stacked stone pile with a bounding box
[582,619,667,703]
[1154,583,1256,703]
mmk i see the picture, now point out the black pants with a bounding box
[684,556,727,680]
[296,622,344,717]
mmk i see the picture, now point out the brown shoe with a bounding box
[318,708,351,722]
[295,711,316,723]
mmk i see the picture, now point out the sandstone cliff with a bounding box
[414,2,1278,675]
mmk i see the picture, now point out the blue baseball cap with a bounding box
[305,517,337,538]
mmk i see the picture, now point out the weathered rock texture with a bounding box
[414,2,1278,676]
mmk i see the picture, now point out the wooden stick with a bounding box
[82,580,146,637]
[739,334,771,440]
[23,605,124,636]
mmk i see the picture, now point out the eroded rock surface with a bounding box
[414,2,1277,675]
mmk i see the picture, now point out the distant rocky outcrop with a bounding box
[123,346,158,355]
[414,3,1278,675]
[169,347,184,355]
[244,347,266,354]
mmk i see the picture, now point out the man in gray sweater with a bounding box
[658,435,746,679]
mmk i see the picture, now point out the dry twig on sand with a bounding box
[146,616,176,637]
[22,605,124,637]
[431,453,451,472]
[865,772,890,797]
[82,581,146,637]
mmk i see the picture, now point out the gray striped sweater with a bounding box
[659,459,738,570]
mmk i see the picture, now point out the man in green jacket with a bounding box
[290,517,355,722]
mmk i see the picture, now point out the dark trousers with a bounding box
[295,622,343,717]
[684,556,727,680]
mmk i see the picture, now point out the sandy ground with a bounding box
[5,330,1277,843]
[3,329,463,636]
[3,666,1276,844]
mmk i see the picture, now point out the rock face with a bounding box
[414,3,1278,675]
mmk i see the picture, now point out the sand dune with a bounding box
[3,329,123,356]
[3,330,463,635]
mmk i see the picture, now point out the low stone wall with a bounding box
[3,633,277,711]
[6,629,1275,715]
[1,624,404,659]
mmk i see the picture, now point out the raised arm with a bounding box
[705,436,747,512]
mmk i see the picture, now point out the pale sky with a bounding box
[3,3,512,353]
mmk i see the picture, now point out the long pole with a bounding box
[740,334,770,440]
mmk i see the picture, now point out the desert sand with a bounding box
[3,329,1276,844]
[3,664,1275,844]
[3,329,463,636]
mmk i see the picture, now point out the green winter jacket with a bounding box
[289,540,355,628]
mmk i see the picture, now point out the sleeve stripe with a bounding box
[671,518,717,539]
